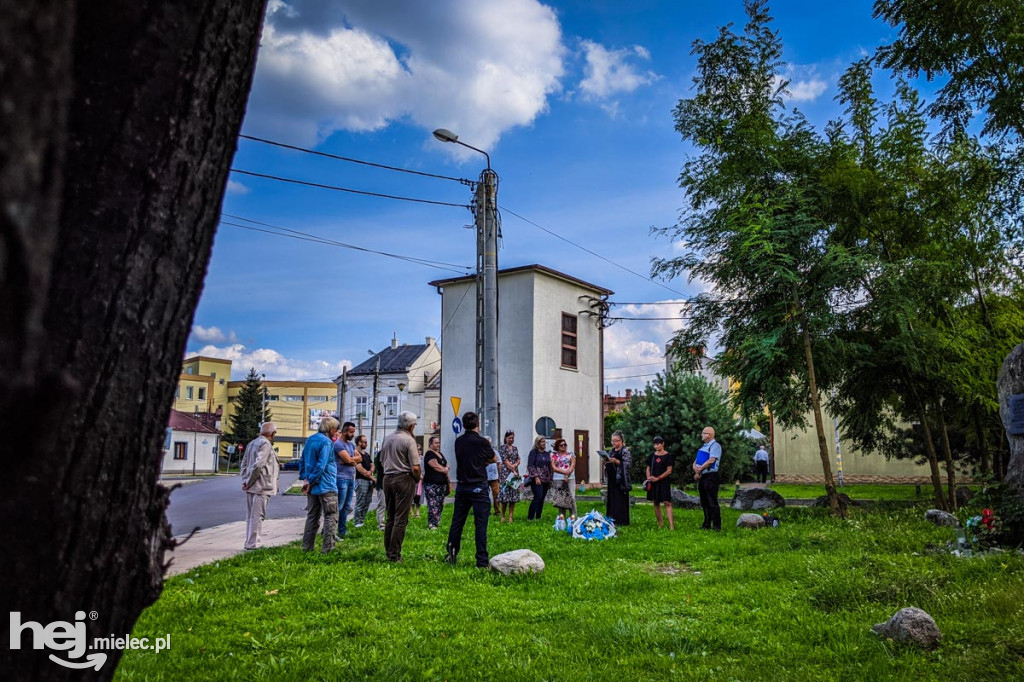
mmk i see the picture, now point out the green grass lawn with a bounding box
[625,483,942,500]
[118,505,1024,681]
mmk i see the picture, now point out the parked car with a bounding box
[281,458,301,471]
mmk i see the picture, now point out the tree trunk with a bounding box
[915,401,948,511]
[935,398,957,511]
[0,2,267,680]
[800,314,846,517]
[973,400,990,476]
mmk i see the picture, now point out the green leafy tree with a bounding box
[604,409,626,447]
[227,368,269,462]
[654,0,857,515]
[618,371,748,489]
[874,0,1024,140]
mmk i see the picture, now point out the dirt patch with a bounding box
[647,561,700,576]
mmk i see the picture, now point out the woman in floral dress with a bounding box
[497,430,522,523]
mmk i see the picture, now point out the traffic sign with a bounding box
[452,417,463,435]
[450,396,462,417]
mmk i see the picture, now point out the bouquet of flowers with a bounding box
[571,510,616,540]
[965,508,1000,549]
[502,474,523,493]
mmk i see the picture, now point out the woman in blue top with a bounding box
[693,426,722,531]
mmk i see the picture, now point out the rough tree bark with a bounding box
[935,400,957,511]
[0,2,267,680]
[998,343,1024,497]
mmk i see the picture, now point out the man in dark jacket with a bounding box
[445,411,498,568]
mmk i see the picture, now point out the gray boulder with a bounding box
[736,513,766,529]
[730,487,786,511]
[488,549,545,575]
[671,489,702,509]
[872,607,942,650]
[811,492,857,508]
[924,509,959,527]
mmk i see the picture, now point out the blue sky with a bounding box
[189,0,916,392]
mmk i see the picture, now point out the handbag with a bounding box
[552,481,574,509]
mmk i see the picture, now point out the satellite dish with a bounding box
[535,416,556,438]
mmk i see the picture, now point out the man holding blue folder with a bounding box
[693,426,722,531]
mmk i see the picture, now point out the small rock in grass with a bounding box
[924,509,959,527]
[871,607,942,650]
[736,513,766,529]
[489,549,544,575]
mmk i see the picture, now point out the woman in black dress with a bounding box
[645,436,675,530]
[605,430,631,526]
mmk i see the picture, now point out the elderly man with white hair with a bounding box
[379,411,421,563]
[240,421,281,550]
[300,416,340,553]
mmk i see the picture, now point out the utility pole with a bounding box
[480,167,499,447]
[261,372,267,425]
[368,354,381,453]
[338,366,347,424]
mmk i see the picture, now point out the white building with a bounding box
[336,336,441,451]
[162,409,221,474]
[429,265,612,484]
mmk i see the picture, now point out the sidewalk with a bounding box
[165,517,306,577]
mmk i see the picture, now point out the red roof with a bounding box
[168,409,221,434]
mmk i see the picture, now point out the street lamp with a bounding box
[432,128,499,448]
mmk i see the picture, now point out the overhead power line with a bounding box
[604,371,662,380]
[230,169,471,209]
[607,316,692,321]
[500,206,686,297]
[604,360,666,370]
[218,213,471,274]
[238,134,475,186]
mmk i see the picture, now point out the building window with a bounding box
[283,395,303,402]
[210,372,216,379]
[292,443,302,458]
[175,386,180,399]
[186,367,194,375]
[308,395,328,403]
[186,386,194,400]
[173,442,187,460]
[561,313,578,369]
[268,395,279,401]
[386,395,398,415]
[388,379,397,388]
[356,396,368,418]
[198,387,206,400]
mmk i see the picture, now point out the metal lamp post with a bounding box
[433,128,499,447]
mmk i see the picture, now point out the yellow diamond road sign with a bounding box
[450,396,461,416]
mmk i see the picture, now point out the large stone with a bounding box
[736,513,766,529]
[811,492,857,508]
[998,343,1024,495]
[872,607,942,650]
[925,509,959,527]
[730,487,786,511]
[671,489,702,509]
[488,549,545,576]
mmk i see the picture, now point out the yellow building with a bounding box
[172,356,338,463]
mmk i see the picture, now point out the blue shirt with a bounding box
[696,439,722,473]
[334,439,357,481]
[300,433,338,494]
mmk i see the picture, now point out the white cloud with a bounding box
[774,64,829,102]
[578,40,658,101]
[191,325,239,344]
[188,343,351,381]
[226,180,250,195]
[244,0,565,155]
[602,299,688,393]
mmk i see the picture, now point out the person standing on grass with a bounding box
[240,421,280,550]
[693,426,722,531]
[445,411,498,568]
[333,421,358,541]
[645,436,675,530]
[422,435,450,530]
[753,444,769,484]
[300,417,340,553]
[526,436,552,521]
[411,444,424,519]
[373,446,387,531]
[605,430,632,526]
[551,438,577,518]
[352,434,375,528]
[485,436,501,516]
[380,411,421,563]
[497,430,521,523]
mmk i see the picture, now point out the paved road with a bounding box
[165,473,308,536]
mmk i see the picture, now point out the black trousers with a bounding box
[755,460,769,483]
[698,471,721,530]
[527,481,550,520]
[446,484,491,567]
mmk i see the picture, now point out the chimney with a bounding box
[391,333,398,350]
[426,336,436,346]
[625,388,633,399]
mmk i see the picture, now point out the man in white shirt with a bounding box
[240,422,281,549]
[753,445,770,484]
